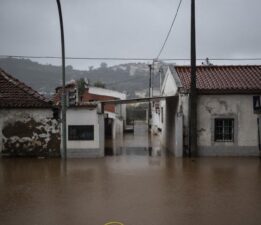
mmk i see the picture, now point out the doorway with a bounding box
[104,118,113,156]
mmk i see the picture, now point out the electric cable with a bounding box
[156,0,183,59]
[1,55,261,61]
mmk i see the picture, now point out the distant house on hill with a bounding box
[0,68,60,157]
[153,65,261,157]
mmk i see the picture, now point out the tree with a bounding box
[93,80,106,88]
[100,62,108,69]
[66,65,73,71]
[77,78,86,99]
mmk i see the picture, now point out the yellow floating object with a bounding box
[104,222,124,225]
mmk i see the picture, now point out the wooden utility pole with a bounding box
[56,0,67,159]
[189,0,197,157]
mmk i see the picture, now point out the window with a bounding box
[68,125,94,140]
[214,119,234,142]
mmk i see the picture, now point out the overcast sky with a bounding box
[1,0,261,69]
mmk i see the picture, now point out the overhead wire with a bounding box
[0,55,152,61]
[156,0,183,59]
[1,55,261,61]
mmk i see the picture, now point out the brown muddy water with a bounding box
[1,123,261,225]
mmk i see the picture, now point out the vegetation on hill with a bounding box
[0,58,160,98]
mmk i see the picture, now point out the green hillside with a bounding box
[0,58,160,98]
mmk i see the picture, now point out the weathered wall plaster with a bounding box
[197,95,259,156]
[0,109,60,157]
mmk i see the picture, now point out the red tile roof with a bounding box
[53,86,116,112]
[0,68,51,108]
[82,90,117,113]
[172,65,261,94]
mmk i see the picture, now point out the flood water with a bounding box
[1,122,261,225]
[113,121,161,156]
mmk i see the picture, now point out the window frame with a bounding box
[214,118,234,142]
[68,125,94,141]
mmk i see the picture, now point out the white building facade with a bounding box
[197,94,261,156]
[65,105,104,158]
[155,65,261,157]
[54,83,127,157]
[88,86,127,126]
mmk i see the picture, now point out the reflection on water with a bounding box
[112,121,162,157]
[1,157,261,225]
[1,122,261,225]
[0,154,261,225]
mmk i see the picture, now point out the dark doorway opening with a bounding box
[105,118,113,156]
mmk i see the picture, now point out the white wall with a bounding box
[66,107,104,157]
[151,105,161,134]
[159,96,183,157]
[89,87,126,100]
[156,67,183,156]
[112,117,124,154]
[197,95,260,156]
[161,68,179,96]
[89,86,127,128]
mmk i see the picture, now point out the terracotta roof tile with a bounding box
[53,85,117,112]
[173,65,261,94]
[0,68,52,108]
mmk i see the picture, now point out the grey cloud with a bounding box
[1,0,261,69]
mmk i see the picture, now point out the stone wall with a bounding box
[0,109,60,157]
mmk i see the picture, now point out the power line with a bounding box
[162,58,261,61]
[156,0,183,59]
[1,55,261,61]
[0,55,153,61]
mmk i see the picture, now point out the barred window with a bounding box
[214,119,234,142]
[68,125,94,141]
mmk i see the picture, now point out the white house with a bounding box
[156,65,261,157]
[54,82,127,157]
[81,86,126,156]
[87,86,127,126]
[65,104,104,158]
